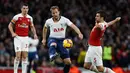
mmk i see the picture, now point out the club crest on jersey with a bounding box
[28,19,30,22]
[54,28,64,32]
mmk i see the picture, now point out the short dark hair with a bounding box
[96,10,106,19]
[50,6,60,11]
[21,3,28,8]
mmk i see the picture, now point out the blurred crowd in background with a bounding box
[0,0,130,71]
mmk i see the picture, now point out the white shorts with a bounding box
[14,36,29,52]
[84,45,103,66]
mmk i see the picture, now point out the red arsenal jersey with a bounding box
[88,22,108,46]
[11,13,33,36]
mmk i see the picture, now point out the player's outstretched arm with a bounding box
[42,25,48,46]
[69,24,83,40]
[107,17,121,26]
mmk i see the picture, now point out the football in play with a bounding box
[63,39,73,48]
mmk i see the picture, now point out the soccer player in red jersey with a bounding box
[8,3,38,73]
[84,10,121,73]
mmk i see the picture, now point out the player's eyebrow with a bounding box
[23,7,28,9]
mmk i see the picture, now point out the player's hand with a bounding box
[12,33,18,37]
[42,39,46,46]
[78,33,83,40]
[115,17,121,21]
[34,34,38,39]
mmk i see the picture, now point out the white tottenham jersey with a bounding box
[45,16,73,38]
[28,37,39,52]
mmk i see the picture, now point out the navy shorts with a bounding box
[47,38,70,59]
[28,51,38,61]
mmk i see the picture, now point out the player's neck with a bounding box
[98,20,104,23]
[100,19,104,23]
[53,16,61,22]
[21,13,27,17]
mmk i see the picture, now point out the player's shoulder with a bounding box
[103,21,107,25]
[98,21,108,29]
[99,21,107,25]
[12,13,22,20]
[61,16,69,20]
[27,14,33,19]
[44,18,53,25]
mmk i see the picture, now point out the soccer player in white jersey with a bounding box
[84,10,121,73]
[8,3,38,73]
[27,37,39,73]
[42,6,83,73]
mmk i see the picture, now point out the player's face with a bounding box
[95,13,102,22]
[21,6,29,15]
[51,9,60,19]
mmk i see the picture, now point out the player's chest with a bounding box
[49,22,66,32]
[92,26,106,33]
[49,22,66,28]
[17,17,31,25]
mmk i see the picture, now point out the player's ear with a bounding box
[59,11,60,14]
